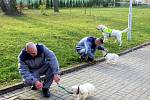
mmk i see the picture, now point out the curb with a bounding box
[0,42,150,95]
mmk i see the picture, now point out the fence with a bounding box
[16,0,150,9]
[16,0,116,8]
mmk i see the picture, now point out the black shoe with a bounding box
[80,55,86,61]
[87,57,94,62]
[31,84,37,90]
[42,88,51,98]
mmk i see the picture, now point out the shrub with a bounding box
[39,5,47,15]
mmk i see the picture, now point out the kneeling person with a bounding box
[76,37,108,62]
[18,42,60,98]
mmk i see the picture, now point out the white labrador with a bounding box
[97,25,129,46]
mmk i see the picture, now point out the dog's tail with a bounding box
[121,28,129,33]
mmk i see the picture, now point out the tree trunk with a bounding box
[53,0,59,12]
[0,0,21,15]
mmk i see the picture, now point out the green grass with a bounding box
[0,8,150,88]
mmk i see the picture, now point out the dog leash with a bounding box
[57,83,74,94]
[104,52,108,57]
[76,85,80,95]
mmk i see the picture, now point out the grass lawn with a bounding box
[0,8,150,88]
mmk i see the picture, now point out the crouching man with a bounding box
[18,42,60,98]
[76,37,108,62]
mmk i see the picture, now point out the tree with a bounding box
[66,0,69,8]
[53,0,59,12]
[59,0,63,7]
[0,0,21,15]
[50,0,53,8]
[39,0,42,5]
[46,0,50,8]
[27,0,32,9]
[34,1,39,9]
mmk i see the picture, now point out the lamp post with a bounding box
[114,0,115,7]
[128,0,132,41]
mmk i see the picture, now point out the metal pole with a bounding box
[114,0,115,7]
[128,0,132,41]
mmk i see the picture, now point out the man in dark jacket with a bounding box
[18,42,60,98]
[76,37,108,62]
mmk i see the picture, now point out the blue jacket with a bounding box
[76,37,105,59]
[18,44,59,84]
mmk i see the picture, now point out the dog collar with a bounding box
[104,52,108,57]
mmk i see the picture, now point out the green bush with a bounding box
[39,5,46,15]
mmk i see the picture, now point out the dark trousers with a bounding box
[77,48,94,58]
[26,63,54,89]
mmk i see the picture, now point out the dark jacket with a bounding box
[76,37,105,59]
[18,44,59,84]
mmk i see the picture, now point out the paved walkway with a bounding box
[0,45,150,100]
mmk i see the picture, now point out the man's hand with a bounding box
[35,81,43,89]
[53,74,60,84]
[104,48,108,53]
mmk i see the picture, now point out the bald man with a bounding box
[18,42,60,98]
[76,37,108,62]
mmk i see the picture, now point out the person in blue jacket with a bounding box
[18,42,60,98]
[76,37,108,62]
